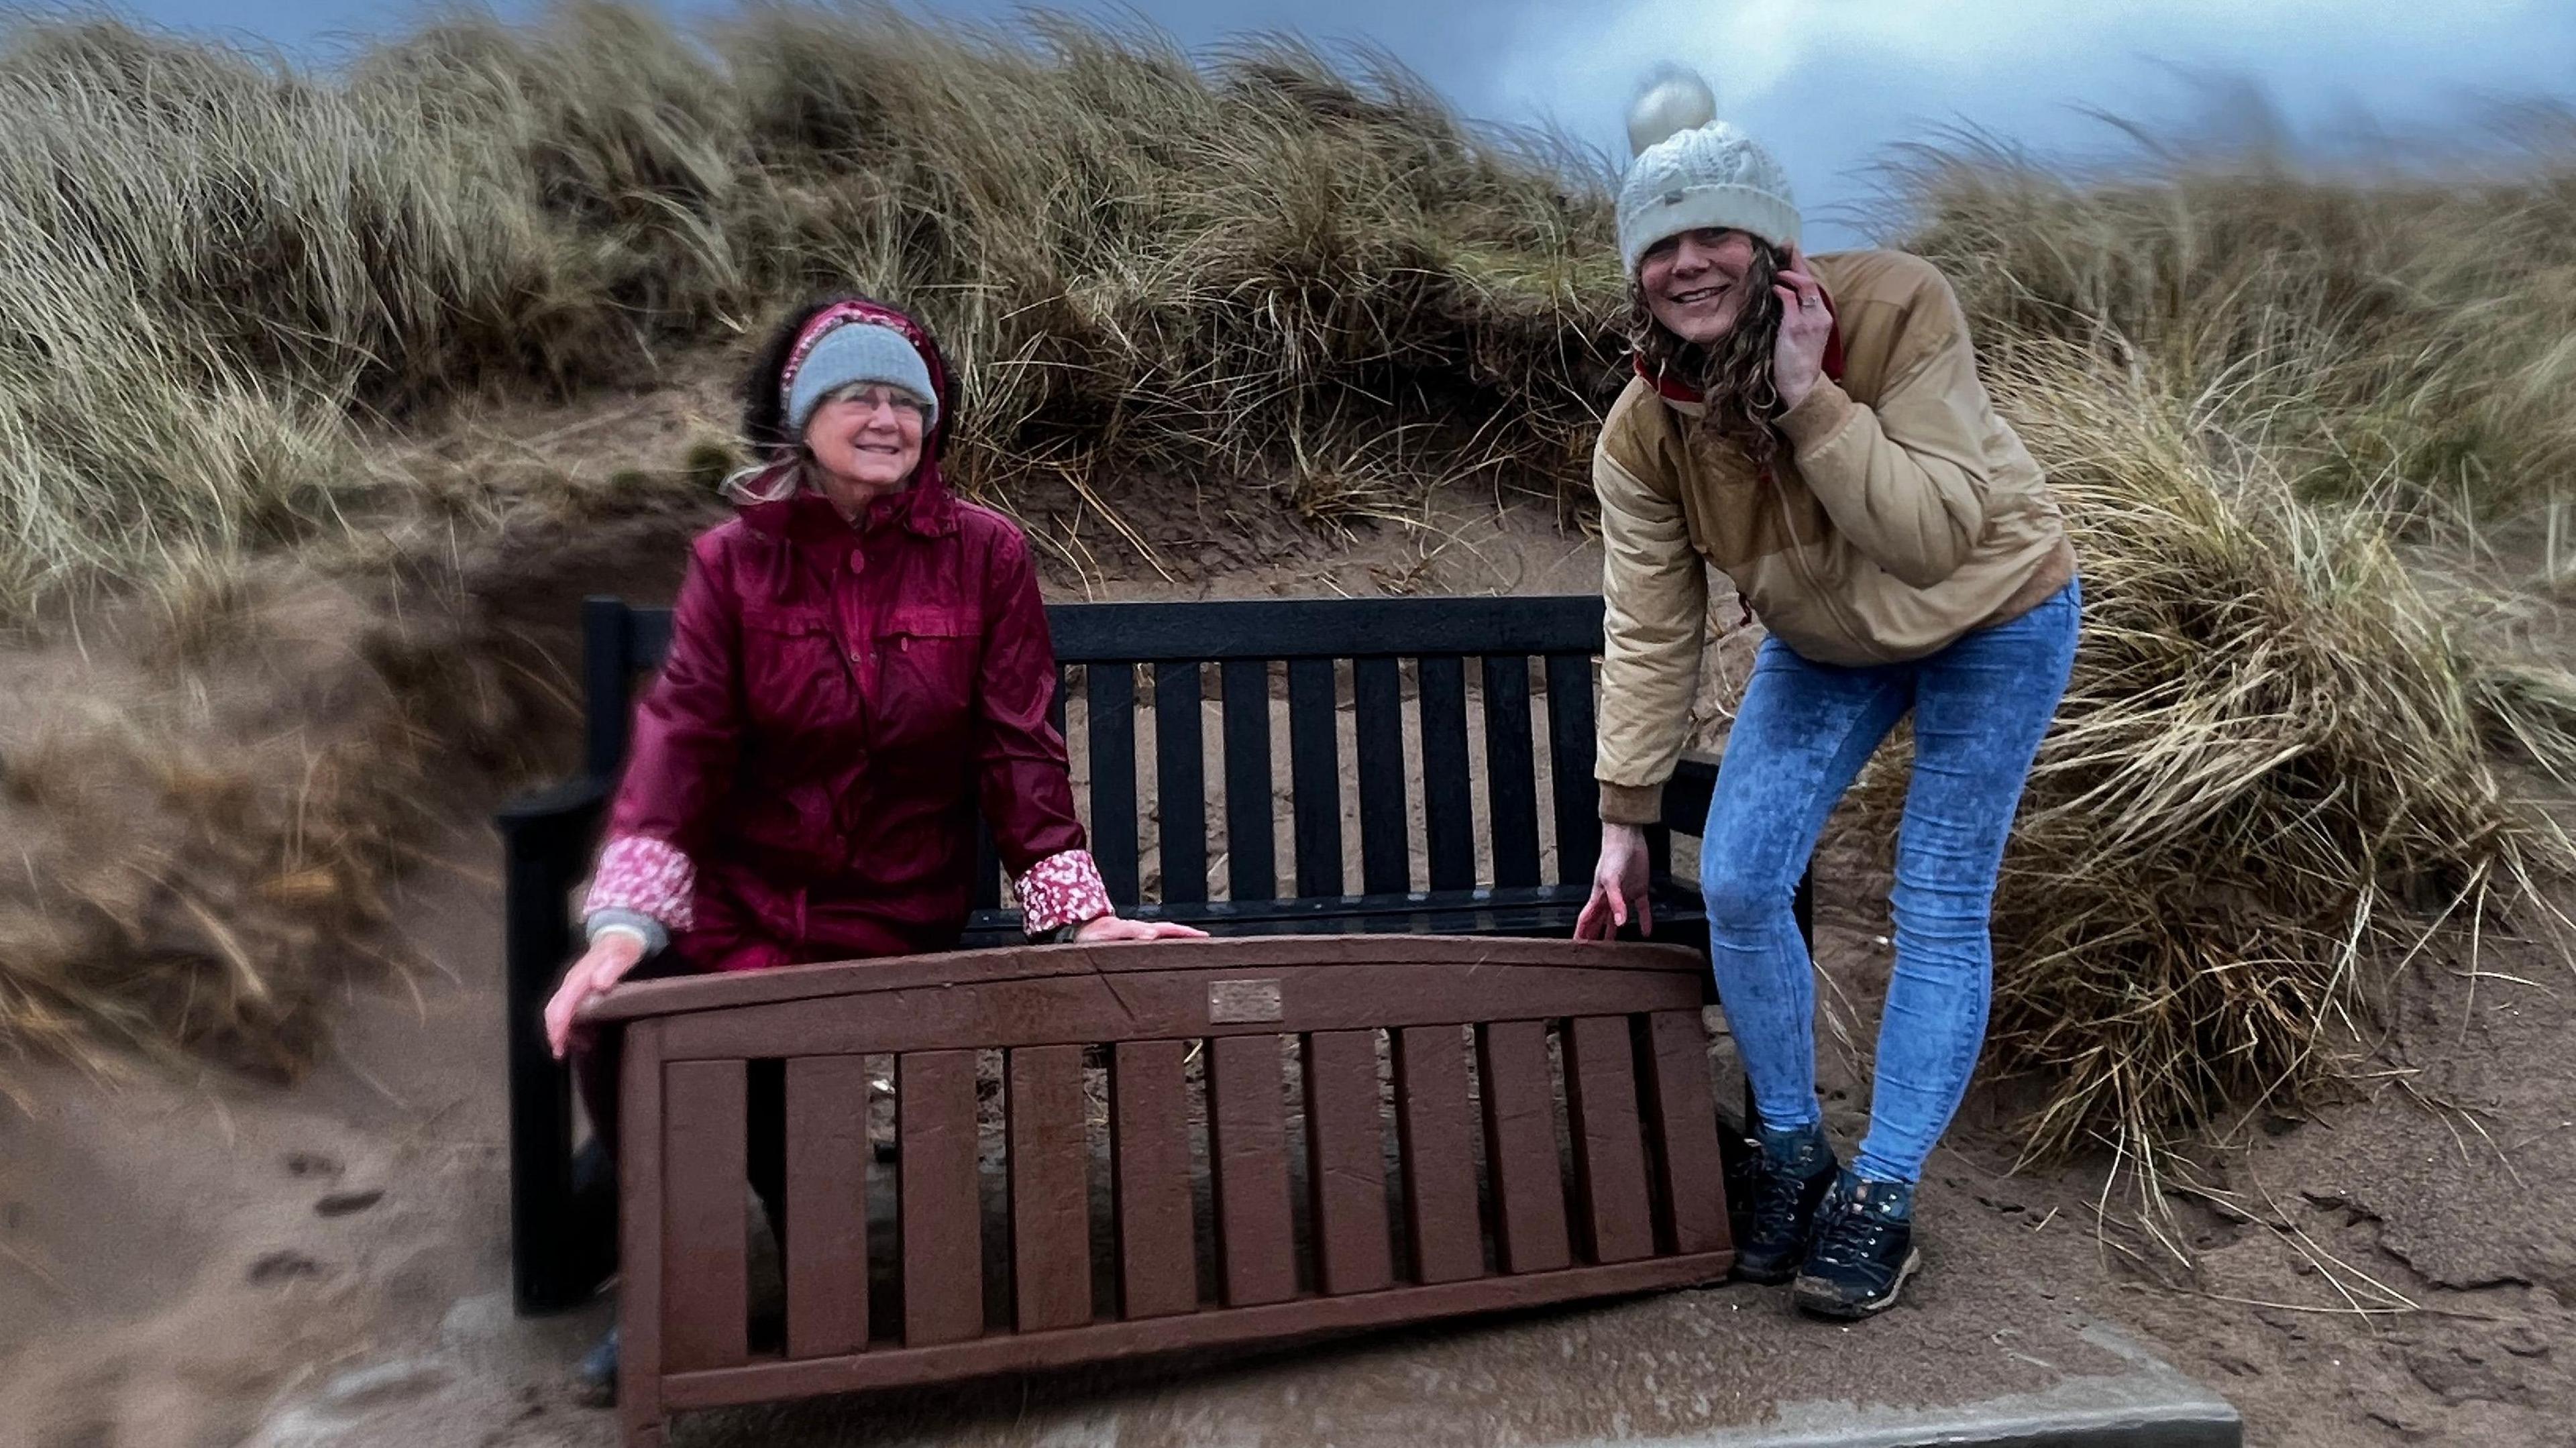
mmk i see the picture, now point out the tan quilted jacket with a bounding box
[1594,248,2076,825]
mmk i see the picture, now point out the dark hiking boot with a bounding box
[573,1326,619,1408]
[1792,1172,1922,1320]
[1731,1124,1839,1285]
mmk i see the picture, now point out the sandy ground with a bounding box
[5,492,2575,1447]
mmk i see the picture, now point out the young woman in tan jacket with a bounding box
[1572,70,2080,1320]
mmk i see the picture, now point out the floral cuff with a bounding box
[584,834,697,932]
[1016,849,1111,936]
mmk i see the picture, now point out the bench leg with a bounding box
[499,787,608,1314]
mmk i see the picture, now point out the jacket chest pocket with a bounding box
[738,606,850,730]
[874,605,980,741]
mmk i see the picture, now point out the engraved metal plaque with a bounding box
[1208,979,1284,1024]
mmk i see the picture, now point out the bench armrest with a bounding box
[497,776,610,832]
[1660,753,1721,837]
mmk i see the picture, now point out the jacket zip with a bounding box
[1762,462,1895,664]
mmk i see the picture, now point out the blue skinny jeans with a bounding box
[1701,578,2080,1184]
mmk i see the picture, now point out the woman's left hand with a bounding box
[1771,243,1832,412]
[1073,913,1209,943]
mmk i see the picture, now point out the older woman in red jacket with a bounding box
[545,294,1197,1052]
[542,294,1197,1398]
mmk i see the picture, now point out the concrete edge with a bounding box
[1570,1322,2243,1448]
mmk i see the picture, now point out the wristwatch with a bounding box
[1029,922,1084,945]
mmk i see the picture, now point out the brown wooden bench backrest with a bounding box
[593,936,1732,1437]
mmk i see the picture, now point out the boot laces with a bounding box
[1746,1156,1819,1239]
[1809,1195,1899,1268]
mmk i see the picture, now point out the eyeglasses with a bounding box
[823,384,931,422]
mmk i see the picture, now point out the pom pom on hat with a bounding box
[1615,66,1801,276]
[1627,64,1715,157]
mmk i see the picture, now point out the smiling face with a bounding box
[1638,227,1760,347]
[802,382,928,509]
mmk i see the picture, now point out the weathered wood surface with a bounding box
[608,935,1733,1446]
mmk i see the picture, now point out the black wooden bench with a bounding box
[500,592,1811,1314]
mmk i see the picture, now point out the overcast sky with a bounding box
[84,0,2576,245]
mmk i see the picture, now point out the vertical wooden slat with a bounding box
[1110,1040,1197,1319]
[783,1055,871,1358]
[662,1058,748,1371]
[616,1021,665,1440]
[1155,662,1210,905]
[972,818,1003,911]
[1286,658,1343,898]
[1352,657,1409,896]
[1051,663,1068,742]
[1220,659,1277,903]
[1303,1030,1394,1295]
[1562,1015,1655,1264]
[1007,1045,1092,1332]
[1545,653,1603,887]
[582,597,633,781]
[1207,1035,1297,1306]
[1087,664,1141,904]
[1391,1025,1484,1285]
[1481,656,1542,889]
[1415,655,1476,892]
[898,1050,983,1346]
[1641,1010,1731,1256]
[1475,1021,1570,1273]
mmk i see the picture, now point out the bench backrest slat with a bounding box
[1006,1044,1093,1331]
[1208,1034,1299,1306]
[1475,1019,1572,1272]
[1415,656,1476,893]
[661,1058,751,1371]
[1564,1013,1656,1263]
[1108,1039,1198,1319]
[1351,657,1410,896]
[587,594,1616,907]
[1305,1027,1397,1294]
[1479,655,1544,890]
[783,1055,872,1357]
[1284,657,1342,897]
[1084,664,1142,902]
[1644,1009,1731,1255]
[1218,658,1275,901]
[898,1048,984,1346]
[1390,1024,1484,1284]
[1152,662,1210,905]
[1546,651,1604,889]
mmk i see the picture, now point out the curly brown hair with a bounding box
[1626,236,1790,471]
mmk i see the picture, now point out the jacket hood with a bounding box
[734,296,961,541]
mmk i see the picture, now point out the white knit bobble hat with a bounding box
[1615,66,1800,277]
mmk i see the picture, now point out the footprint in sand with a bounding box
[314,1188,383,1217]
[246,1249,325,1284]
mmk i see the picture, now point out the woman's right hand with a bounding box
[1573,822,1654,941]
[545,932,648,1060]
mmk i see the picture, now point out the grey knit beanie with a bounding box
[784,319,940,436]
[1615,67,1801,276]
